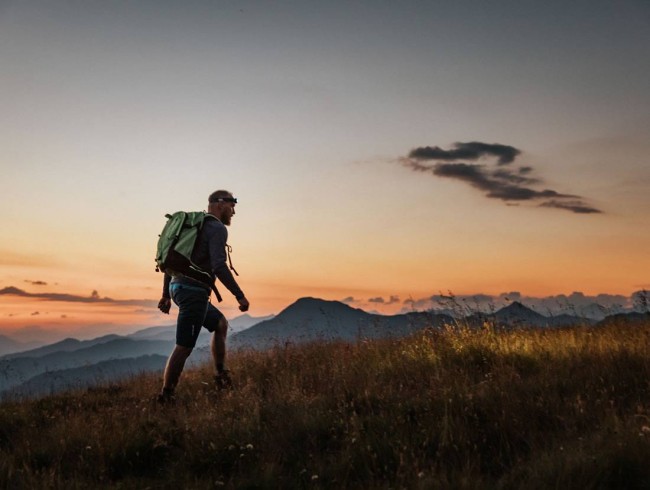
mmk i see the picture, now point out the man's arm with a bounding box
[209,223,248,310]
[158,273,172,314]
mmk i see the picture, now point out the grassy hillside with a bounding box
[1,320,649,489]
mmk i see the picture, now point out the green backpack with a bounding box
[155,211,222,301]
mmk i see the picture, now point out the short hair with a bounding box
[208,190,232,203]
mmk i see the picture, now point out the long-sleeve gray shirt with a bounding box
[162,216,244,300]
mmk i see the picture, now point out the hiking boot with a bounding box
[215,370,234,391]
[156,390,176,405]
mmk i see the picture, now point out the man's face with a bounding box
[208,195,237,225]
[219,196,236,226]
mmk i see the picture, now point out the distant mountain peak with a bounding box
[279,297,365,316]
[285,297,340,309]
[494,302,547,325]
[293,296,336,305]
[500,301,538,314]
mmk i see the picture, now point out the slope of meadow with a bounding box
[1,320,649,489]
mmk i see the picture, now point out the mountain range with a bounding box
[0,298,646,400]
[228,297,453,350]
[0,335,43,357]
[465,301,593,328]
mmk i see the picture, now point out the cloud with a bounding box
[368,295,400,305]
[400,141,602,214]
[409,142,520,165]
[539,200,602,214]
[340,296,359,304]
[498,291,522,301]
[0,286,157,308]
[24,280,48,286]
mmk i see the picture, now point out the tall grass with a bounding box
[1,320,649,489]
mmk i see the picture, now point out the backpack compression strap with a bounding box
[226,244,239,276]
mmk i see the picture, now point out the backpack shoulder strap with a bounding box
[197,212,224,302]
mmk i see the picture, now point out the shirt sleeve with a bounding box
[209,222,245,300]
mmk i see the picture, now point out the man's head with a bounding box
[208,190,237,226]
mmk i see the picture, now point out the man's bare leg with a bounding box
[162,344,193,393]
[212,317,232,389]
[211,316,229,372]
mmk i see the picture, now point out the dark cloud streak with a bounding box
[430,163,577,202]
[24,280,48,286]
[401,141,602,214]
[409,142,520,165]
[540,200,602,214]
[0,287,157,308]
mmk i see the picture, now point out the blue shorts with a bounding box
[170,282,226,348]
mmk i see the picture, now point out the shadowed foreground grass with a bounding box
[1,320,650,489]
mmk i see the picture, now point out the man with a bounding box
[157,190,249,403]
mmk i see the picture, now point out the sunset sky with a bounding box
[1,1,649,341]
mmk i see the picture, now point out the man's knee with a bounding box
[172,344,194,359]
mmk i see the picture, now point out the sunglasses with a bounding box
[211,197,238,204]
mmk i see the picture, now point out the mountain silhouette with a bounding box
[494,301,549,326]
[229,313,275,333]
[2,355,167,400]
[464,301,592,328]
[229,297,452,350]
[0,335,42,357]
[0,338,173,393]
[0,334,122,360]
[595,311,650,328]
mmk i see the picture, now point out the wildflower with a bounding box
[311,475,319,481]
[246,443,254,450]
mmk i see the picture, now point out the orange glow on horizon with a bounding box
[0,297,156,330]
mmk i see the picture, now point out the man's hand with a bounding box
[158,297,171,314]
[237,296,250,312]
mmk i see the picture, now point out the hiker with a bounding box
[156,190,249,403]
